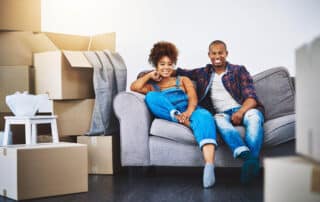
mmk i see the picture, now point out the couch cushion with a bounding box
[150,119,196,145]
[150,113,295,148]
[263,113,295,147]
[253,67,295,121]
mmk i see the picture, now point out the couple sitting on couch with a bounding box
[130,40,264,188]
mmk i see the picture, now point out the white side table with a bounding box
[2,115,59,146]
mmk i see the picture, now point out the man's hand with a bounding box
[231,110,244,125]
[148,71,162,82]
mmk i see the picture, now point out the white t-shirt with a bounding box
[210,72,241,113]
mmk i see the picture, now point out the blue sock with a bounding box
[241,155,260,184]
[203,163,215,188]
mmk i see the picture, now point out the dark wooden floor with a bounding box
[0,167,263,202]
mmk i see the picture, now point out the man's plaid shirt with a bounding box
[177,62,265,116]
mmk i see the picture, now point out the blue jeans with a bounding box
[214,107,264,158]
[145,89,217,149]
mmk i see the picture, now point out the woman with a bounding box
[130,41,218,188]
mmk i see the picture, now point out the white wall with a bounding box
[42,0,320,89]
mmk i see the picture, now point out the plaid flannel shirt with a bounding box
[177,62,265,116]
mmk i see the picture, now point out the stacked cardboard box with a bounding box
[295,36,320,163]
[264,157,320,202]
[264,36,320,202]
[0,143,88,200]
[77,136,114,174]
[33,31,116,137]
[0,0,116,139]
[0,0,117,200]
[0,0,41,32]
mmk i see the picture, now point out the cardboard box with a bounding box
[0,31,115,99]
[0,66,34,112]
[45,99,95,137]
[264,156,320,202]
[0,0,41,31]
[77,136,113,174]
[34,32,116,99]
[0,31,58,66]
[296,36,320,163]
[0,143,88,200]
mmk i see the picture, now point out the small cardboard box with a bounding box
[34,32,116,99]
[296,36,320,163]
[0,143,88,200]
[39,99,95,137]
[0,0,41,31]
[264,156,320,202]
[77,136,113,174]
[0,66,34,112]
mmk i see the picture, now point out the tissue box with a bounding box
[0,143,88,200]
[264,156,320,202]
[0,66,34,112]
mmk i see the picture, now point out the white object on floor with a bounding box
[2,115,59,145]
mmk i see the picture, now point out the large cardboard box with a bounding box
[0,31,115,99]
[77,136,113,174]
[264,156,320,202]
[296,36,320,163]
[0,66,34,112]
[0,143,88,200]
[0,31,57,66]
[34,32,116,99]
[45,99,95,137]
[0,0,41,31]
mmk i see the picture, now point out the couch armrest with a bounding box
[113,91,152,166]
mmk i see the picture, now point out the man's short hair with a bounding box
[208,40,227,51]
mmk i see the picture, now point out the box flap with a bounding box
[63,51,92,68]
[0,32,58,65]
[44,32,90,51]
[27,33,59,53]
[89,32,116,51]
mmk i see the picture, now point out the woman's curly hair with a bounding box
[148,41,179,67]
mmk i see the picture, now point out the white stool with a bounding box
[2,115,59,146]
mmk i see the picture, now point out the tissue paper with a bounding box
[5,92,43,116]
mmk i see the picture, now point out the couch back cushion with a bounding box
[253,67,295,121]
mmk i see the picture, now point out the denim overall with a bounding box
[145,77,217,149]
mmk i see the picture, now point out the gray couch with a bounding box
[113,67,296,167]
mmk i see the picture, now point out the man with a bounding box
[176,40,265,183]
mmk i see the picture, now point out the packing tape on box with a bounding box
[91,137,97,146]
[312,166,320,193]
[92,165,97,174]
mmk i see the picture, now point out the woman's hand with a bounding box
[148,71,162,82]
[176,110,193,126]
